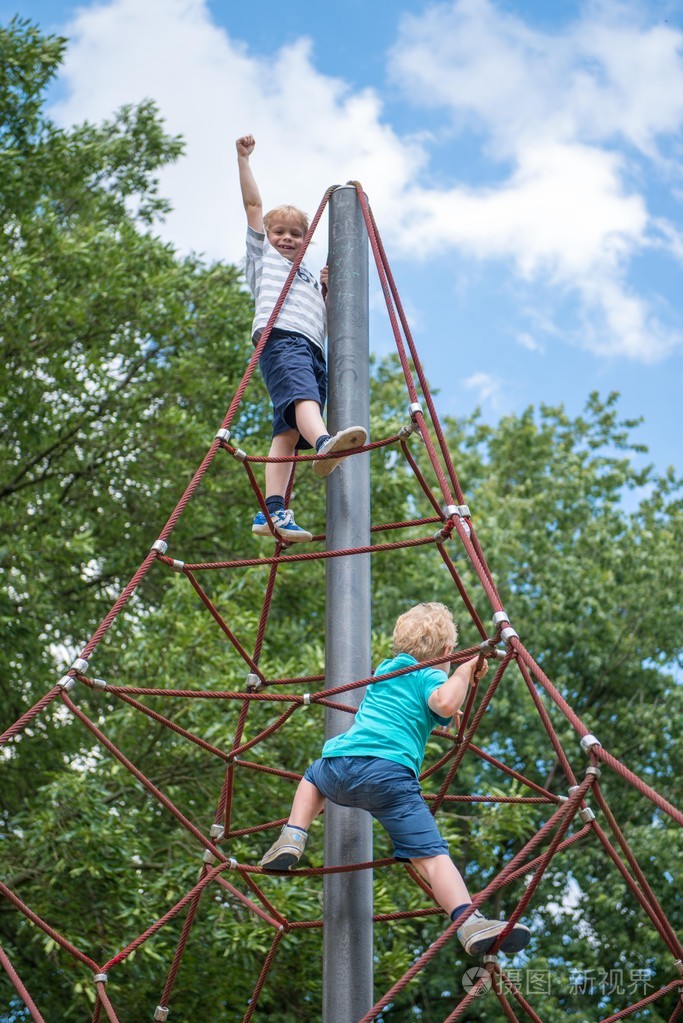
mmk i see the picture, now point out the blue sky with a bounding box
[6,0,683,477]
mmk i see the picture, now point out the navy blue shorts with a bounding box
[304,755,449,861]
[256,329,327,450]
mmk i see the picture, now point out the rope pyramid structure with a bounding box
[2,182,682,1023]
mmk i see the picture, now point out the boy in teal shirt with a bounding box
[259,602,531,956]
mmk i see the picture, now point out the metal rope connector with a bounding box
[227,857,238,870]
[170,560,185,573]
[210,824,224,840]
[215,428,231,443]
[492,610,509,627]
[154,1007,170,1022]
[398,420,421,439]
[91,679,107,691]
[203,848,217,865]
[444,504,471,520]
[674,959,683,976]
[501,626,518,644]
[245,673,262,692]
[580,733,602,754]
[151,539,168,555]
[57,676,76,691]
[71,657,89,674]
[234,448,247,463]
[303,693,311,706]
[578,806,596,824]
[407,401,423,419]
[482,954,498,964]
[93,973,108,984]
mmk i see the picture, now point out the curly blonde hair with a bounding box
[263,204,309,233]
[392,602,457,662]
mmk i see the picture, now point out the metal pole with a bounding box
[323,185,373,1023]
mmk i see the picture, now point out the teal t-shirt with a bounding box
[321,653,452,777]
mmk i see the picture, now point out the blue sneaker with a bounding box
[252,509,312,543]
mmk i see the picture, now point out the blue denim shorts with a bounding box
[256,329,327,449]
[304,755,449,861]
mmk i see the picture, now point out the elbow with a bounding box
[431,695,455,719]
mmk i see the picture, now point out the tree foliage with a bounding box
[1,18,682,1023]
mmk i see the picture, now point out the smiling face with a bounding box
[266,214,306,261]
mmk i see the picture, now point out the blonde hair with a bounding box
[263,205,309,233]
[392,602,457,662]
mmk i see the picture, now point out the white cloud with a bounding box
[462,371,505,409]
[516,332,543,354]
[48,0,683,362]
[52,0,425,265]
[389,0,683,361]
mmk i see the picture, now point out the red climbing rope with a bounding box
[1,184,681,1023]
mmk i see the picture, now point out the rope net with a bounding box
[2,182,681,1023]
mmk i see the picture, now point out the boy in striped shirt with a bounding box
[236,135,366,543]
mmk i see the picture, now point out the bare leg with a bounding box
[288,778,325,829]
[410,854,471,915]
[265,429,299,499]
[294,399,327,448]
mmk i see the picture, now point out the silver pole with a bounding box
[323,185,373,1023]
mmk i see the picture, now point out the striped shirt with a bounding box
[245,226,326,354]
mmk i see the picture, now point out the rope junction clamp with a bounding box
[492,610,510,627]
[151,539,168,555]
[482,955,498,964]
[215,428,231,443]
[501,627,518,644]
[407,401,423,419]
[444,504,471,520]
[71,657,89,673]
[303,693,311,706]
[154,1008,169,1022]
[171,560,185,573]
[585,765,601,779]
[578,806,596,824]
[674,960,683,976]
[210,824,225,840]
[580,733,602,754]
[234,448,248,463]
[203,848,218,865]
[398,420,421,439]
[91,679,107,691]
[245,673,263,693]
[57,676,76,691]
[93,973,108,984]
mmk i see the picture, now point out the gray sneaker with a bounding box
[457,909,531,956]
[259,825,308,870]
[313,426,367,478]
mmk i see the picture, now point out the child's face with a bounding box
[267,215,305,261]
